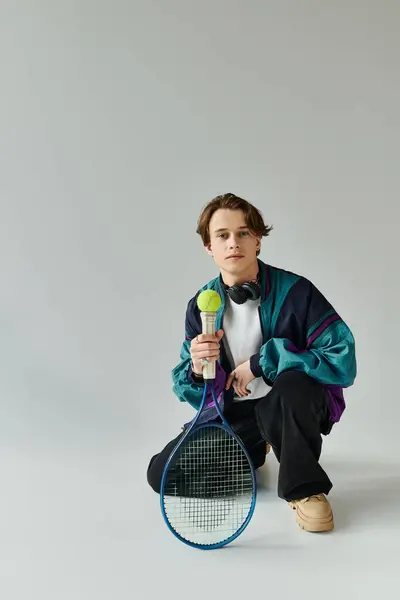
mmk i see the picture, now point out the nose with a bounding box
[228,235,241,249]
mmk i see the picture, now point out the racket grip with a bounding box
[200,311,217,380]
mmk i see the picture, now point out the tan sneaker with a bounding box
[288,494,334,532]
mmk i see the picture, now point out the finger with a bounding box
[192,350,220,360]
[191,342,218,353]
[203,341,221,350]
[237,379,249,397]
[194,345,220,354]
[191,344,220,356]
[228,369,239,389]
[240,385,249,396]
[225,373,234,390]
[240,381,250,395]
[195,343,220,354]
[233,382,244,397]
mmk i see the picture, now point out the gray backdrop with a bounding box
[1,2,399,599]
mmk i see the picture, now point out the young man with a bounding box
[147,193,356,533]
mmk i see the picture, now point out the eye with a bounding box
[240,231,250,236]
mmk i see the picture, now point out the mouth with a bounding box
[227,255,244,260]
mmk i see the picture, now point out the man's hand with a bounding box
[225,360,255,397]
[190,329,224,375]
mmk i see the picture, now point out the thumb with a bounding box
[216,329,224,340]
[225,371,234,390]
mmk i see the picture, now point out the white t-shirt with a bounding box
[222,295,272,402]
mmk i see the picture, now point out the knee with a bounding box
[274,370,313,389]
[270,371,321,410]
[274,370,321,395]
[147,455,161,494]
[264,370,319,408]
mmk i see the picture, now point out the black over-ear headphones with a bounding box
[222,277,261,305]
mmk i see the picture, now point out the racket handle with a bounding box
[200,311,217,380]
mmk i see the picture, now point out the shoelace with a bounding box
[294,494,325,504]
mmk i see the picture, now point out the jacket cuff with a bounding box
[250,353,263,378]
[188,362,204,385]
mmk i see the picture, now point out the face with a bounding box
[205,209,261,279]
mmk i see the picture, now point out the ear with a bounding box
[205,243,213,256]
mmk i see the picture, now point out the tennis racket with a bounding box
[160,290,257,549]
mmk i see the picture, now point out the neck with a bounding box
[220,260,259,287]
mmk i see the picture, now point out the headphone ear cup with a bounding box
[227,285,248,305]
[241,281,261,300]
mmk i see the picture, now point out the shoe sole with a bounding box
[290,504,334,533]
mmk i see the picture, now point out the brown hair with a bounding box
[196,192,273,256]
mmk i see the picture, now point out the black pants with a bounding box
[147,371,333,501]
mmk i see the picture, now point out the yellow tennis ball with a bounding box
[197,289,221,312]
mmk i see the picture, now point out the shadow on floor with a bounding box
[256,454,400,532]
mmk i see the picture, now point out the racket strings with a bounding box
[162,425,254,545]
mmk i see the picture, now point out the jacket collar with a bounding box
[216,258,270,303]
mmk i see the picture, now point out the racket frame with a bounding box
[160,379,257,550]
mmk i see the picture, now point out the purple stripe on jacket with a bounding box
[194,362,227,425]
[204,362,226,407]
[307,314,340,347]
[286,340,345,423]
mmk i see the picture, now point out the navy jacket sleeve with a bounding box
[250,278,357,387]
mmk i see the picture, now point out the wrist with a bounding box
[191,361,203,378]
[249,353,263,378]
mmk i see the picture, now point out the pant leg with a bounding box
[147,400,267,494]
[224,399,267,470]
[254,370,333,501]
[147,432,185,493]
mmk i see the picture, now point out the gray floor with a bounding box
[3,437,398,600]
